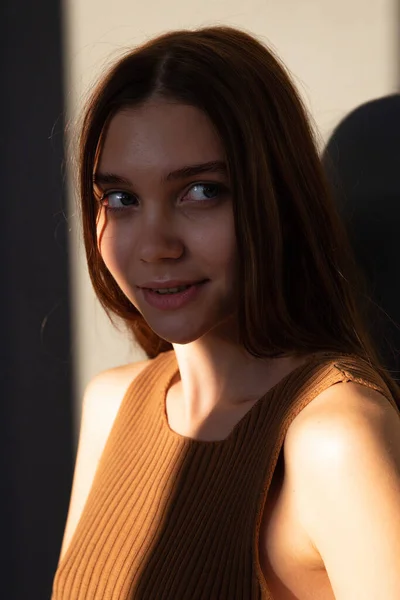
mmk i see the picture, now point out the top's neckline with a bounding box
[157,350,324,445]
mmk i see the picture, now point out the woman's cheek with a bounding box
[196,219,236,268]
[97,221,133,282]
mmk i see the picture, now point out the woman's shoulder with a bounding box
[285,352,400,466]
[83,358,151,417]
[278,372,400,597]
[81,358,152,450]
[78,357,152,490]
[58,358,151,562]
[80,357,152,477]
[262,371,400,596]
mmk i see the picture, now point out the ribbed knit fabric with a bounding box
[52,350,399,599]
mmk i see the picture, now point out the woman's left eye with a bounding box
[183,183,222,202]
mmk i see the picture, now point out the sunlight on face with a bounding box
[95,99,238,345]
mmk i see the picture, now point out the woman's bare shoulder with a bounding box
[85,358,151,403]
[276,381,400,597]
[58,358,150,562]
[84,358,150,414]
[81,358,151,453]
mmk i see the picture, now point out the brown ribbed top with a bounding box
[52,350,399,599]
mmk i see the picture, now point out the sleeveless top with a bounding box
[52,350,399,599]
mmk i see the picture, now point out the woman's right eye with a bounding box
[101,191,138,210]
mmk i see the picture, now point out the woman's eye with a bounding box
[101,191,137,209]
[183,183,222,202]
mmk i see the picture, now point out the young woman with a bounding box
[52,26,400,599]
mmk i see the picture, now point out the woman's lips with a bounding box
[140,280,208,311]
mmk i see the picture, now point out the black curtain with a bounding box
[0,1,74,598]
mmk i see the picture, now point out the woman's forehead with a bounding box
[98,101,225,179]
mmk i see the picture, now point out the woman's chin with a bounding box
[136,300,237,347]
[143,317,214,346]
[150,327,205,346]
[146,316,237,347]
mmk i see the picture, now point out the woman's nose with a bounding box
[137,212,184,263]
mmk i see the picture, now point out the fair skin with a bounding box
[60,99,400,599]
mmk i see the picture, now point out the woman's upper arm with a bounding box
[58,360,149,562]
[285,381,400,599]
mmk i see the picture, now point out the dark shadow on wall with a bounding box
[0,0,74,598]
[322,95,400,378]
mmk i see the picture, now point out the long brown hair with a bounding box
[77,25,398,397]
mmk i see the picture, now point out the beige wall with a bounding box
[63,0,398,427]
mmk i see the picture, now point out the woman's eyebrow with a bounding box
[93,161,228,187]
[93,172,131,186]
[164,160,228,181]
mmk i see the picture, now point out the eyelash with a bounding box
[98,182,226,212]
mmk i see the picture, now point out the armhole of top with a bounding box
[333,361,400,413]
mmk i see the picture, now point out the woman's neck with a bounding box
[171,334,306,424]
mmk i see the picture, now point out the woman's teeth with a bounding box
[154,285,191,295]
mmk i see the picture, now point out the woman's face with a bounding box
[95,99,237,345]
